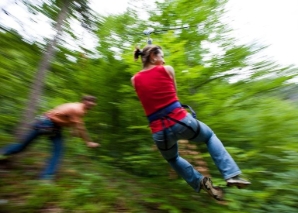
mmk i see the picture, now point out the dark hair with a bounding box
[81,95,97,103]
[134,45,162,67]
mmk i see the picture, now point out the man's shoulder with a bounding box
[55,102,83,112]
[56,102,79,108]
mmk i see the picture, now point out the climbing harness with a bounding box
[147,101,200,150]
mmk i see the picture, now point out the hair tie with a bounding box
[136,49,143,57]
[134,48,143,61]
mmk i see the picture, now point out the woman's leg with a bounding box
[191,119,250,186]
[171,113,241,180]
[194,121,241,179]
[153,128,224,200]
[157,142,204,192]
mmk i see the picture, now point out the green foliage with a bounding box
[1,0,298,212]
[0,31,41,132]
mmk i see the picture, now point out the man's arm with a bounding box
[73,122,99,148]
[74,122,91,142]
[68,107,99,148]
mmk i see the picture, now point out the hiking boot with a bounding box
[226,175,251,189]
[200,177,224,201]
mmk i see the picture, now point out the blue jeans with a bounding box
[152,113,241,192]
[1,117,63,179]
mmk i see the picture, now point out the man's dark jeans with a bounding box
[1,117,63,179]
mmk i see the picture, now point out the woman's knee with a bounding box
[159,143,179,161]
[192,121,214,143]
[166,154,179,163]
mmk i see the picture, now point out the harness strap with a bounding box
[157,116,200,151]
[181,104,196,119]
[165,115,200,140]
[161,117,168,150]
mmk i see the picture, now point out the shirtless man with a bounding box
[0,95,99,180]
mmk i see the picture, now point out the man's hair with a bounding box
[81,95,97,102]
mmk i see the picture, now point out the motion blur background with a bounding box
[0,0,298,212]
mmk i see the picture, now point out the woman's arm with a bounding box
[164,65,177,91]
[131,76,135,87]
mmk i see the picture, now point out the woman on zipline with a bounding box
[131,44,250,201]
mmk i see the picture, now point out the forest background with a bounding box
[0,0,298,212]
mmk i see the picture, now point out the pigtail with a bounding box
[134,47,143,61]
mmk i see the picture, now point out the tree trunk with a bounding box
[15,0,71,140]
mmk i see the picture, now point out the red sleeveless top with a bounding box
[133,66,187,133]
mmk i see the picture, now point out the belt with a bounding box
[38,115,60,127]
[147,101,182,123]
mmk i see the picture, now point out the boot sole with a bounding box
[202,177,224,201]
[211,186,224,201]
[227,182,251,189]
